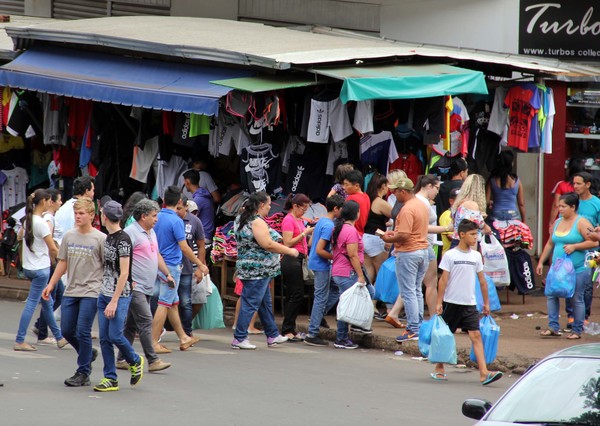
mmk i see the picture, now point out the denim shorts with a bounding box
[363,233,386,257]
[157,264,182,308]
[427,246,436,262]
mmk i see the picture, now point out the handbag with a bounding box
[302,256,314,281]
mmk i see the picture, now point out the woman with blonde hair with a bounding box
[450,173,491,248]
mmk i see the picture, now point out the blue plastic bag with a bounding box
[418,317,434,357]
[192,282,225,330]
[428,315,457,364]
[470,315,500,364]
[545,255,576,298]
[476,273,502,312]
[373,257,399,303]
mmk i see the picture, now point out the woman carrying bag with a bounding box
[330,200,368,349]
[280,193,314,342]
[536,192,595,340]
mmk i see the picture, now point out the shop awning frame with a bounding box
[0,45,253,115]
[312,63,488,103]
[210,74,330,92]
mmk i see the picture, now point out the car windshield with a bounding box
[486,357,600,424]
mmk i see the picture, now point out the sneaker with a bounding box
[267,335,288,347]
[129,356,144,386]
[37,337,57,345]
[334,339,358,349]
[231,338,256,350]
[396,331,419,342]
[57,338,69,349]
[116,360,129,370]
[64,372,90,387]
[374,312,387,321]
[350,325,373,335]
[148,359,171,372]
[93,378,119,392]
[304,335,329,347]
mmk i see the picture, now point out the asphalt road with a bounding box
[0,299,514,426]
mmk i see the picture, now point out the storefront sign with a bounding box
[519,1,600,61]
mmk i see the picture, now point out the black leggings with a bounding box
[281,254,305,335]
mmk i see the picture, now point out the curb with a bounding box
[0,287,28,301]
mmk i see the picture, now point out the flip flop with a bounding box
[430,372,448,381]
[482,371,503,386]
[179,339,194,351]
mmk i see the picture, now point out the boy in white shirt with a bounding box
[432,219,503,386]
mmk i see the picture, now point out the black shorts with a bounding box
[441,302,480,333]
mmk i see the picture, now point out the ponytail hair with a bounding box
[238,191,270,230]
[331,200,360,247]
[24,189,50,251]
[283,193,310,211]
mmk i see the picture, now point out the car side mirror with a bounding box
[462,398,493,420]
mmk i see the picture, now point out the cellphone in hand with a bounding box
[375,229,385,236]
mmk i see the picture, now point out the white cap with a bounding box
[187,200,199,213]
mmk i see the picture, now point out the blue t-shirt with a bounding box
[308,217,334,272]
[154,208,185,266]
[577,196,600,227]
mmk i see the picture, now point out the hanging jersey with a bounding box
[240,143,282,195]
[130,136,159,184]
[352,100,374,135]
[359,131,399,175]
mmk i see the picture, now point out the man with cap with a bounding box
[93,200,144,392]
[381,176,429,342]
[175,197,206,341]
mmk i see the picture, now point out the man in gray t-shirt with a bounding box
[116,200,172,373]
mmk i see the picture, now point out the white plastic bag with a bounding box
[336,283,374,329]
[481,235,510,286]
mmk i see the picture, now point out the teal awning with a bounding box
[312,63,488,103]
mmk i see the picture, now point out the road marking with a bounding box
[0,347,54,359]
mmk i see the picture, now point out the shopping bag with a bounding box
[470,316,500,364]
[373,257,399,304]
[475,273,502,312]
[544,255,576,298]
[302,257,314,281]
[429,315,457,364]
[418,317,434,357]
[193,282,225,330]
[481,235,510,286]
[336,282,374,329]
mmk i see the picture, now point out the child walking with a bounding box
[432,219,503,386]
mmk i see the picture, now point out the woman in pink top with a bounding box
[330,200,368,349]
[280,193,314,341]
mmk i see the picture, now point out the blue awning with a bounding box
[0,46,253,115]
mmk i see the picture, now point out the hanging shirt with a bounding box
[240,143,282,195]
[359,131,399,175]
[130,136,159,184]
[487,86,509,137]
[1,167,28,210]
[540,87,555,154]
[156,155,188,201]
[352,100,374,135]
[326,140,349,175]
[504,85,541,152]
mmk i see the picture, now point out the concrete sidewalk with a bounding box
[2,272,599,374]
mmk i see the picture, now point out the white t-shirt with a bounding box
[353,100,374,135]
[43,212,64,246]
[22,215,51,271]
[130,135,159,184]
[439,247,483,306]
[55,198,76,236]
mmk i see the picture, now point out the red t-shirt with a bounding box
[552,180,573,196]
[504,87,539,152]
[346,192,371,236]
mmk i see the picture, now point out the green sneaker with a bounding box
[129,356,144,386]
[93,378,119,392]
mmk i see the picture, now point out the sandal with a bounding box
[566,333,581,340]
[540,329,562,337]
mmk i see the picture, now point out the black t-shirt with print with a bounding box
[100,230,133,298]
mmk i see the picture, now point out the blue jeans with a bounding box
[548,269,588,334]
[565,275,594,320]
[395,249,428,333]
[308,269,331,337]
[331,274,358,341]
[178,274,193,336]
[491,209,521,221]
[234,277,279,341]
[61,296,97,376]
[97,294,140,380]
[16,268,63,343]
[35,278,64,340]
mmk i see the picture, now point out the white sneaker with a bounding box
[267,335,289,347]
[37,337,57,345]
[231,339,256,350]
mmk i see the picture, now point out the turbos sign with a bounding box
[519,1,600,61]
